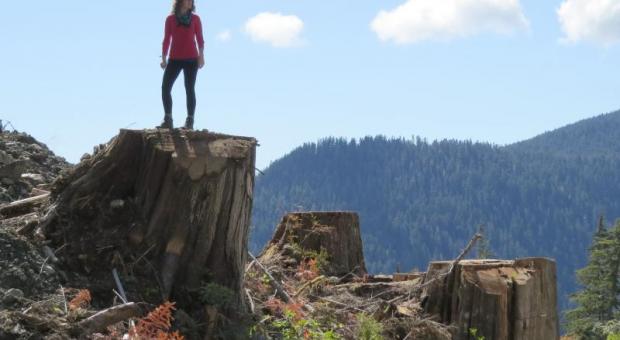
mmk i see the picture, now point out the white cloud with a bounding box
[244,12,304,47]
[371,0,529,44]
[558,0,620,46]
[216,30,232,42]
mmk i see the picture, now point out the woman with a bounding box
[159,0,205,130]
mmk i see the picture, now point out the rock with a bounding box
[29,152,49,162]
[28,144,43,152]
[0,228,60,297]
[0,131,70,204]
[109,199,125,209]
[0,150,13,164]
[2,288,24,304]
[21,173,45,184]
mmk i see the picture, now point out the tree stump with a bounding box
[421,258,559,340]
[260,212,367,277]
[39,129,256,312]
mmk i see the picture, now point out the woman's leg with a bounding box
[161,60,183,118]
[182,59,199,128]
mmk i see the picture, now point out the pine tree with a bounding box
[566,218,620,339]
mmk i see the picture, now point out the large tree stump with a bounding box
[260,212,367,277]
[421,258,559,340]
[40,129,256,312]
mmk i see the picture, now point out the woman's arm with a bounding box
[198,47,205,68]
[161,16,173,68]
[195,16,205,68]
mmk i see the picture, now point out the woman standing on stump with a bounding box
[159,0,205,130]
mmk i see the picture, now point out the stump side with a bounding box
[42,129,257,315]
[264,211,367,277]
[422,258,559,340]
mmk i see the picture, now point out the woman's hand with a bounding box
[160,59,167,69]
[198,55,205,69]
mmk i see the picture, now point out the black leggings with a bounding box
[162,58,198,117]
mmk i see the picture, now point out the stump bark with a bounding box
[421,258,559,340]
[261,212,367,277]
[40,129,256,311]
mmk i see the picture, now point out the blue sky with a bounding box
[1,0,620,169]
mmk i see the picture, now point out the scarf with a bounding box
[176,12,192,27]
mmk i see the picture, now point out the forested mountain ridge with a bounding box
[508,109,620,158]
[250,109,620,311]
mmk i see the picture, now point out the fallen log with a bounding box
[0,193,49,219]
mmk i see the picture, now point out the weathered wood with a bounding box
[393,273,423,282]
[76,302,147,335]
[421,258,559,340]
[512,258,559,340]
[0,193,49,218]
[30,188,50,197]
[41,129,257,316]
[262,212,367,277]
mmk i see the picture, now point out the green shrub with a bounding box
[272,310,342,340]
[356,313,383,340]
[198,282,234,308]
[469,328,485,340]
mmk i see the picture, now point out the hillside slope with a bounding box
[508,109,620,158]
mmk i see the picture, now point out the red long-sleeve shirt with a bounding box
[162,14,205,60]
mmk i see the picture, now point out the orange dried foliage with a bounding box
[131,301,184,340]
[107,325,120,337]
[264,297,307,321]
[154,330,184,340]
[68,289,91,311]
[284,302,305,321]
[295,259,319,281]
[264,297,286,316]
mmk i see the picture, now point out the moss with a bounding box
[198,283,234,308]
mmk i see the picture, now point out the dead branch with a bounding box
[112,268,128,302]
[42,246,59,264]
[34,203,57,240]
[245,259,257,272]
[336,265,361,283]
[76,302,147,335]
[308,294,367,313]
[60,285,68,314]
[15,213,40,235]
[415,232,482,291]
[293,275,325,297]
[12,312,66,332]
[245,288,256,314]
[248,251,292,303]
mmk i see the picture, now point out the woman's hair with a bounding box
[171,0,195,15]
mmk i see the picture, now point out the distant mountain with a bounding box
[250,110,620,312]
[508,110,620,158]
